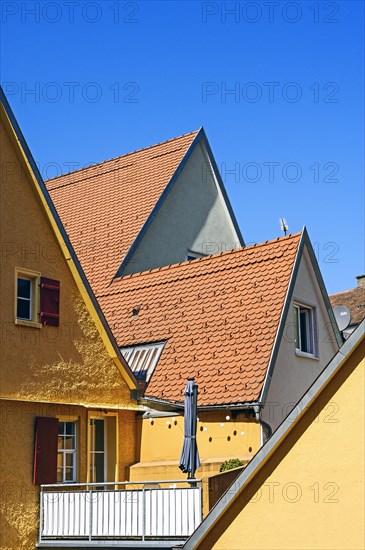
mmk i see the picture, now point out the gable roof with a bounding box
[98,233,302,406]
[330,286,365,326]
[182,319,365,549]
[45,130,199,294]
[45,128,244,295]
[0,87,138,394]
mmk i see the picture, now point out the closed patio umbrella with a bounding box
[179,378,200,479]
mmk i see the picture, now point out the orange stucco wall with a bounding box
[0,111,137,548]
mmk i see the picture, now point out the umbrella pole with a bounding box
[190,381,198,487]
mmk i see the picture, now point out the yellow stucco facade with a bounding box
[0,101,138,548]
[129,412,260,516]
[194,334,365,550]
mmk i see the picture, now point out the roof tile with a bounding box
[98,233,301,406]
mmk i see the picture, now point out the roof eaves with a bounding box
[182,319,365,550]
[0,87,139,395]
[113,129,203,280]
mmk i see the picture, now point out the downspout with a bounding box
[253,405,273,445]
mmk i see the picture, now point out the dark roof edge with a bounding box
[304,228,343,348]
[113,127,244,279]
[141,395,261,412]
[259,227,343,404]
[258,228,305,404]
[0,86,139,393]
[199,128,245,247]
[182,319,365,550]
[114,129,204,279]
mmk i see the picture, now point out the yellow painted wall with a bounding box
[136,412,260,463]
[196,340,365,550]
[0,401,137,549]
[129,412,260,516]
[0,115,134,409]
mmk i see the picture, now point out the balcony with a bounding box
[38,479,202,547]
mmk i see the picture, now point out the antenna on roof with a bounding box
[279,218,289,236]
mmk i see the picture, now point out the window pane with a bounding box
[57,468,63,483]
[66,453,74,467]
[94,420,104,452]
[94,453,104,482]
[294,306,299,348]
[17,299,31,320]
[17,278,31,299]
[64,436,75,450]
[300,310,308,352]
[66,422,75,435]
[57,453,63,468]
[58,423,65,435]
[65,468,74,481]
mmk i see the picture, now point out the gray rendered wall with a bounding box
[122,142,241,275]
[261,246,339,432]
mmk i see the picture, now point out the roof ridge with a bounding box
[98,232,301,298]
[46,129,200,184]
[330,287,363,297]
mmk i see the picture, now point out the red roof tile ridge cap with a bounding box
[330,287,364,297]
[46,129,200,184]
[119,231,301,275]
[96,232,302,297]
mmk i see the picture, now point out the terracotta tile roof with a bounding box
[98,233,301,406]
[45,130,199,294]
[330,287,365,325]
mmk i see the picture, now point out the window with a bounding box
[17,277,33,320]
[57,421,77,483]
[15,269,60,327]
[294,303,316,356]
[15,269,40,324]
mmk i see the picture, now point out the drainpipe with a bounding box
[253,405,272,445]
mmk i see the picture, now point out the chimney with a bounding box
[356,275,365,288]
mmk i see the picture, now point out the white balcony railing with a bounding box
[39,479,202,543]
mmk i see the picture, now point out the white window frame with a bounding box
[293,302,318,358]
[57,420,77,483]
[14,268,41,328]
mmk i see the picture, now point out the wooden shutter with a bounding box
[33,417,58,485]
[40,277,60,326]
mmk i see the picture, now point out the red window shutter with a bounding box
[33,417,59,485]
[40,277,60,327]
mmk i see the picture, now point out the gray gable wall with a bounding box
[122,141,242,275]
[261,245,339,432]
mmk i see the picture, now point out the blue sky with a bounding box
[1,0,364,294]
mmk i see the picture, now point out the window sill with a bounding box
[295,349,319,360]
[15,319,42,329]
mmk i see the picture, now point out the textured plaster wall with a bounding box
[123,142,240,275]
[262,247,339,431]
[0,116,134,408]
[0,115,137,548]
[0,402,137,549]
[196,341,365,550]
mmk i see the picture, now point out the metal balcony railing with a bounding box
[39,479,202,543]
